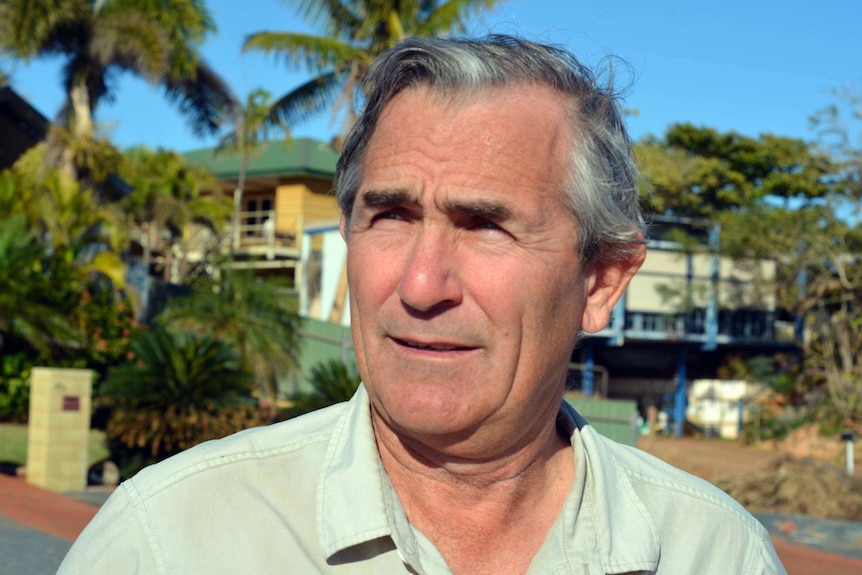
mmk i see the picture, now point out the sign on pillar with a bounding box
[26,368,93,493]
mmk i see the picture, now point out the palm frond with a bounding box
[162,56,237,137]
[243,32,368,72]
[0,0,88,58]
[267,71,345,128]
[91,10,169,83]
[416,0,500,35]
[160,271,300,402]
[284,0,362,37]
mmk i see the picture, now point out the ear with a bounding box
[580,242,646,334]
[339,213,348,241]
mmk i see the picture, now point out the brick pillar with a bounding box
[26,368,93,493]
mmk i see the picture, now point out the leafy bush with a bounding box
[77,283,137,383]
[0,352,37,423]
[100,325,267,478]
[282,359,361,419]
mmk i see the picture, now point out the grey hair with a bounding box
[334,34,646,262]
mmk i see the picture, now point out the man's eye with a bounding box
[371,210,406,223]
[470,218,503,231]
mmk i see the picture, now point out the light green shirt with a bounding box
[59,385,785,574]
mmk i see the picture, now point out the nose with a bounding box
[397,226,462,314]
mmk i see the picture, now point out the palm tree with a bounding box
[0,0,232,163]
[100,325,265,477]
[243,0,505,135]
[216,88,289,253]
[284,358,360,418]
[12,143,125,259]
[159,271,300,408]
[120,147,232,284]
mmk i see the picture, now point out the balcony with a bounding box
[225,208,300,262]
[612,309,794,346]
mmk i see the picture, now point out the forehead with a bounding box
[358,85,575,202]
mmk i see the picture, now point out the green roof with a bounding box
[183,137,339,180]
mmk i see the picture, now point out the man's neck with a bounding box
[372,407,574,575]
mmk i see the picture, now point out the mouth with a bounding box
[393,337,474,352]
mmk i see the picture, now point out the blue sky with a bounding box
[5,0,859,152]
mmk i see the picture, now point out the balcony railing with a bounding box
[174,209,300,264]
[617,309,794,345]
[230,209,298,251]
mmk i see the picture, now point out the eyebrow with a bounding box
[358,189,411,209]
[359,189,514,220]
[444,199,513,222]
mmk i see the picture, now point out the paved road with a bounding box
[759,513,862,561]
[0,516,71,575]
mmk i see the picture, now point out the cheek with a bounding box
[523,264,585,340]
[347,244,405,322]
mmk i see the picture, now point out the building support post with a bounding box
[582,343,595,397]
[705,224,720,351]
[674,348,688,437]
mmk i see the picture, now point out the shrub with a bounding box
[100,325,267,478]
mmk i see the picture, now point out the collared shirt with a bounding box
[59,385,786,574]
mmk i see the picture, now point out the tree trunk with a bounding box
[232,151,249,253]
[59,82,96,179]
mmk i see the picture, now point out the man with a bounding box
[60,35,786,574]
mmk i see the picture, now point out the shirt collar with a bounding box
[318,389,660,574]
[557,401,661,574]
[317,385,394,557]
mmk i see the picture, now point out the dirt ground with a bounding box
[637,434,781,483]
[637,434,862,575]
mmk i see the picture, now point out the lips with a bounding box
[393,337,474,352]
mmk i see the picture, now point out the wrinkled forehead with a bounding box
[361,83,578,194]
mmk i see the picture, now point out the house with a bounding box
[181,138,341,279]
[576,215,797,435]
[0,86,50,170]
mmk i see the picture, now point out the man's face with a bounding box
[343,85,623,450]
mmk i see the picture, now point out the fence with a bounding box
[564,394,639,446]
[293,317,355,394]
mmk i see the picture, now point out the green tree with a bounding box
[11,145,126,265]
[216,88,292,252]
[800,90,862,425]
[0,169,138,417]
[120,147,232,285]
[159,271,300,407]
[0,210,80,356]
[0,0,232,169]
[100,325,266,477]
[243,0,505,135]
[810,86,862,220]
[645,122,862,426]
[636,124,833,218]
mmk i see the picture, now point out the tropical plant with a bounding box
[0,211,80,356]
[243,0,505,135]
[215,88,297,252]
[120,146,232,283]
[77,282,137,382]
[159,271,300,407]
[0,0,232,173]
[100,325,266,477]
[1,165,139,397]
[284,358,360,418]
[0,352,38,423]
[11,146,126,261]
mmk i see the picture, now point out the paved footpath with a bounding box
[2,473,862,575]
